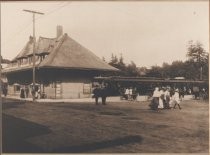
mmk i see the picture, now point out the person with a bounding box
[179,88,184,101]
[193,86,200,99]
[31,87,35,98]
[125,88,129,100]
[188,88,192,95]
[173,89,182,110]
[120,88,125,100]
[149,87,160,111]
[25,86,29,98]
[128,87,133,100]
[92,84,108,105]
[2,86,8,97]
[201,88,207,100]
[92,85,100,105]
[169,87,175,97]
[20,87,25,98]
[158,88,164,111]
[37,88,41,99]
[132,87,138,101]
[164,88,170,109]
[101,86,108,105]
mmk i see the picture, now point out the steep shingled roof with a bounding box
[39,33,118,71]
[13,36,34,60]
[5,33,118,72]
[13,36,56,61]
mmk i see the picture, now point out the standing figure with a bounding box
[20,87,25,98]
[125,88,129,100]
[164,88,170,109]
[179,88,184,101]
[132,87,138,101]
[149,87,160,111]
[92,86,101,105]
[173,89,182,110]
[101,86,108,105]
[25,86,29,98]
[193,86,200,99]
[158,88,164,110]
[92,84,108,105]
[2,85,8,97]
[128,87,133,100]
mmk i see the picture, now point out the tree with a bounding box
[187,40,208,80]
[109,53,119,68]
[147,65,162,77]
[117,53,126,71]
[126,61,139,76]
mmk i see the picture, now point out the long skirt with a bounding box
[149,97,159,110]
[158,98,164,109]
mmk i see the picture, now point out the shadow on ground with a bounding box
[2,114,51,153]
[53,135,143,153]
[2,98,25,110]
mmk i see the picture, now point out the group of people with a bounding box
[149,87,182,111]
[20,86,30,98]
[20,86,41,99]
[122,87,138,101]
[92,84,109,105]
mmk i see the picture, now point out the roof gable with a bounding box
[13,36,56,61]
[36,37,57,55]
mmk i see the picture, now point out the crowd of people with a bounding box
[92,81,208,106]
[149,87,183,111]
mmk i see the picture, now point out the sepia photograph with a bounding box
[1,0,209,154]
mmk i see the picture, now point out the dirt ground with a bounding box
[2,98,209,153]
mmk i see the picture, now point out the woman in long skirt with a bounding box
[150,87,160,110]
[158,89,164,111]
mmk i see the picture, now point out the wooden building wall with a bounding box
[4,68,106,99]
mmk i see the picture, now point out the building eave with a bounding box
[38,66,120,72]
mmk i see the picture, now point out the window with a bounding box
[14,85,20,92]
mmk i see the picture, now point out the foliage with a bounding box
[186,40,209,79]
[107,40,208,80]
[187,40,208,65]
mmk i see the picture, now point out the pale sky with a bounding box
[1,1,209,68]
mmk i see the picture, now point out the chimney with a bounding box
[57,25,63,38]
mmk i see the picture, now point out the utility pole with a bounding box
[23,9,44,102]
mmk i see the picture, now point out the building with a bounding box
[3,26,118,99]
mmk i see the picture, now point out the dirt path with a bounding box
[2,98,209,153]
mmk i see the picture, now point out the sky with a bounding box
[1,1,209,68]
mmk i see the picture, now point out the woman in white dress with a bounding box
[150,87,160,111]
[158,89,164,110]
